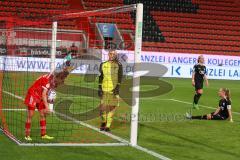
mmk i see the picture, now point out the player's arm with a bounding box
[228,109,233,122]
[117,62,123,85]
[42,88,49,112]
[227,102,233,122]
[192,65,195,86]
[99,63,104,85]
[98,63,104,97]
[204,66,209,86]
[213,107,220,115]
[113,62,123,95]
[204,74,209,86]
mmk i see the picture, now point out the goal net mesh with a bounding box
[0,4,138,145]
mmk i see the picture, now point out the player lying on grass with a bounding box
[98,50,123,132]
[186,88,233,122]
[24,55,73,141]
[192,55,209,109]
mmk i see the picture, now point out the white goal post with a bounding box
[130,3,143,146]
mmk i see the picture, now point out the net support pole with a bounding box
[50,21,57,73]
[49,21,58,112]
[130,3,143,146]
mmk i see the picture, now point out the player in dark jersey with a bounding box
[186,88,233,122]
[192,55,209,109]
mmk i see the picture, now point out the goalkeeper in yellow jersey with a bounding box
[98,50,123,132]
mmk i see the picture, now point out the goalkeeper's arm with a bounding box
[98,63,104,97]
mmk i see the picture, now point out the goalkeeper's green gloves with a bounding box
[113,84,120,95]
[98,85,103,98]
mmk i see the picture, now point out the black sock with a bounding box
[193,93,202,104]
[192,115,207,120]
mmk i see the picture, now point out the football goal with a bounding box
[0,3,143,147]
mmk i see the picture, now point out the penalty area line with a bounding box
[2,90,171,160]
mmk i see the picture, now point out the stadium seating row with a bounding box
[6,0,68,5]
[0,1,68,9]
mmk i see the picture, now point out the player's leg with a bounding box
[105,94,119,131]
[105,105,117,132]
[191,114,208,120]
[99,92,110,131]
[210,113,226,120]
[25,109,34,141]
[39,109,47,137]
[187,112,213,120]
[38,102,54,139]
[186,113,208,120]
[193,87,203,109]
[24,94,35,141]
[99,104,107,131]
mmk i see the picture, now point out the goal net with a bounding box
[0,4,143,146]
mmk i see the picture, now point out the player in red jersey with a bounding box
[24,68,71,141]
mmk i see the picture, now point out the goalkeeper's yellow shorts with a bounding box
[101,92,119,107]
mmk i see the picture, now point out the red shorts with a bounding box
[24,93,46,111]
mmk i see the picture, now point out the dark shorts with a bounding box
[194,81,203,91]
[210,112,228,120]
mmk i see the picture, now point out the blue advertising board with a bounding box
[97,23,115,38]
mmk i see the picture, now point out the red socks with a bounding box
[25,120,47,137]
[40,120,46,136]
[25,122,31,137]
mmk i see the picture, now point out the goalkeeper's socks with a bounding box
[100,111,107,131]
[101,111,107,123]
[40,120,46,136]
[25,122,31,137]
[104,127,111,132]
[100,123,106,131]
[106,111,114,128]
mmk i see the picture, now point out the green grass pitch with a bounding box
[1,72,240,160]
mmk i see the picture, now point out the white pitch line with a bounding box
[135,145,171,160]
[1,108,26,111]
[53,111,129,144]
[169,98,240,115]
[19,143,128,147]
[0,128,22,145]
[2,91,24,100]
[2,90,171,160]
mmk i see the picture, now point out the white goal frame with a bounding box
[48,3,143,147]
